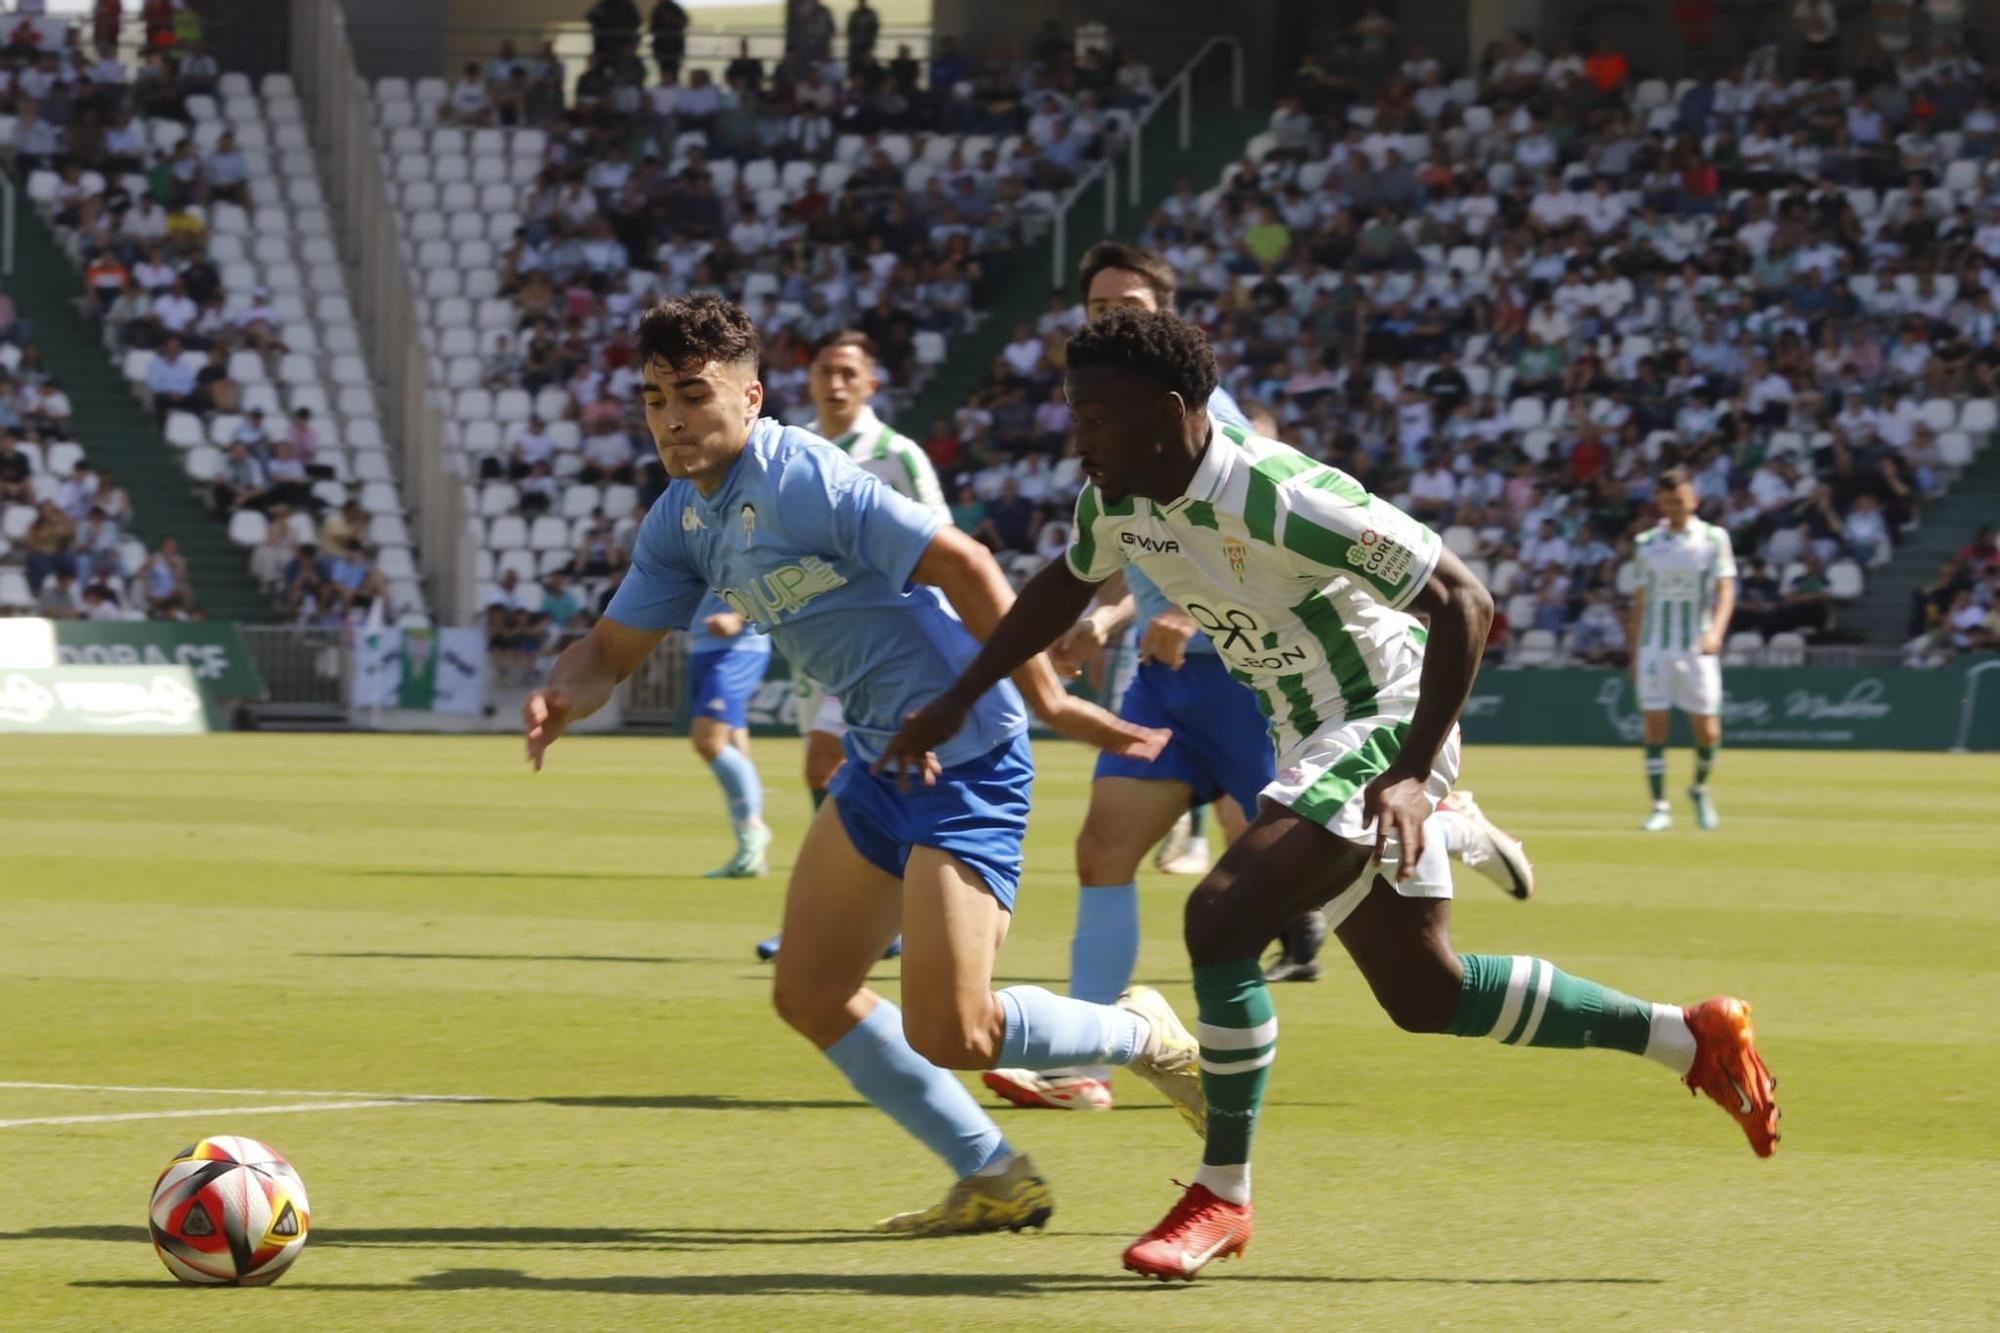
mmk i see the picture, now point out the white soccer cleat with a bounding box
[1438,789,1534,900]
[1159,835,1211,876]
[1117,986,1206,1138]
[1689,786,1720,830]
[1153,812,1193,872]
[1640,804,1673,832]
[981,1068,1115,1111]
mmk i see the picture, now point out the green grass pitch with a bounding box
[2,734,1997,1329]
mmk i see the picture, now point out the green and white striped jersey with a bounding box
[1632,519,1737,651]
[816,406,948,515]
[1066,425,1443,757]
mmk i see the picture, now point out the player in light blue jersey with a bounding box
[524,295,1209,1236]
[984,247,1534,1117]
[685,589,774,877]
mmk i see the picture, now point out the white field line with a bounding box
[0,1080,487,1102]
[0,1099,461,1129]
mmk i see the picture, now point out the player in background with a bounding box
[685,588,774,877]
[1629,466,1736,831]
[527,295,1208,1236]
[758,329,948,960]
[799,328,949,807]
[879,310,1778,1280]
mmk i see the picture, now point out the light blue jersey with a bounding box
[1122,385,1253,652]
[608,418,1027,768]
[688,589,771,657]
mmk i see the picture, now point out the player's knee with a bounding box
[1182,881,1258,966]
[770,973,841,1043]
[1373,965,1460,1034]
[1074,821,1143,885]
[805,750,842,791]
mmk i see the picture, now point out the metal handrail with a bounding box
[0,170,13,276]
[1049,36,1245,291]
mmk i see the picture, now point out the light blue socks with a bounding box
[1070,881,1140,1003]
[824,1001,1009,1177]
[708,747,762,827]
[996,986,1146,1069]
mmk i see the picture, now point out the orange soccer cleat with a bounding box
[1122,1182,1253,1281]
[981,1068,1115,1112]
[1683,996,1781,1157]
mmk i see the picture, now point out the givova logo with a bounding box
[1347,528,1415,586]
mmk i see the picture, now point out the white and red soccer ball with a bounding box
[148,1136,310,1286]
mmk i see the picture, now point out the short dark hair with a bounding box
[637,293,760,372]
[810,329,877,364]
[1657,465,1692,488]
[1077,241,1177,309]
[1065,307,1217,407]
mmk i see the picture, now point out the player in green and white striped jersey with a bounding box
[877,310,1779,1280]
[1628,467,1737,832]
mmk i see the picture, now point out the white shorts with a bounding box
[794,677,847,738]
[1636,648,1721,716]
[1262,714,1462,931]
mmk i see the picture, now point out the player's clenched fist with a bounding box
[523,688,571,771]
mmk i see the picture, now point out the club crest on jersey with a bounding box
[740,503,758,543]
[1223,536,1247,582]
[681,507,705,532]
[1348,527,1415,585]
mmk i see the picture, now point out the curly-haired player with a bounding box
[879,307,1779,1280]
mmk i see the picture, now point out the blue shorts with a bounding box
[831,731,1033,910]
[686,648,770,729]
[1095,653,1274,815]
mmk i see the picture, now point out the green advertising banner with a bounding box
[0,666,208,734]
[51,621,265,699]
[1460,667,1998,751]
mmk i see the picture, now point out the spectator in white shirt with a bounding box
[1520,519,1572,569]
[145,337,199,418]
[1000,323,1044,378]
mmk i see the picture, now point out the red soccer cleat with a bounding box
[1122,1182,1253,1281]
[1683,996,1781,1157]
[982,1068,1115,1112]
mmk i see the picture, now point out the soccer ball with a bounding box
[147,1136,310,1286]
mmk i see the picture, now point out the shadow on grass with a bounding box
[298,952,689,965]
[73,1267,1662,1296]
[343,869,672,883]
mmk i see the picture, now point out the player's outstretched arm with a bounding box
[879,535,1167,782]
[525,616,670,770]
[1361,547,1494,878]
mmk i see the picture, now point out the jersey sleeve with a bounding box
[1279,476,1441,610]
[1709,524,1738,580]
[779,442,942,590]
[1065,483,1127,584]
[890,435,949,514]
[605,499,706,631]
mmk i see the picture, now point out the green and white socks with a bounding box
[1644,743,1667,805]
[1445,954,1694,1074]
[1191,960,1276,1205]
[1186,953,1697,1208]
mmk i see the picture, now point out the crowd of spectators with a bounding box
[4,7,404,627]
[448,14,1159,663]
[922,16,2000,664]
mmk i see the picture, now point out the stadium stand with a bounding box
[373,32,1158,641]
[2,20,426,628]
[936,31,2000,664]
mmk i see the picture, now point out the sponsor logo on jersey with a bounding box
[681,507,706,532]
[1184,600,1259,652]
[1223,536,1247,582]
[1347,527,1415,586]
[721,556,848,622]
[1120,532,1182,555]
